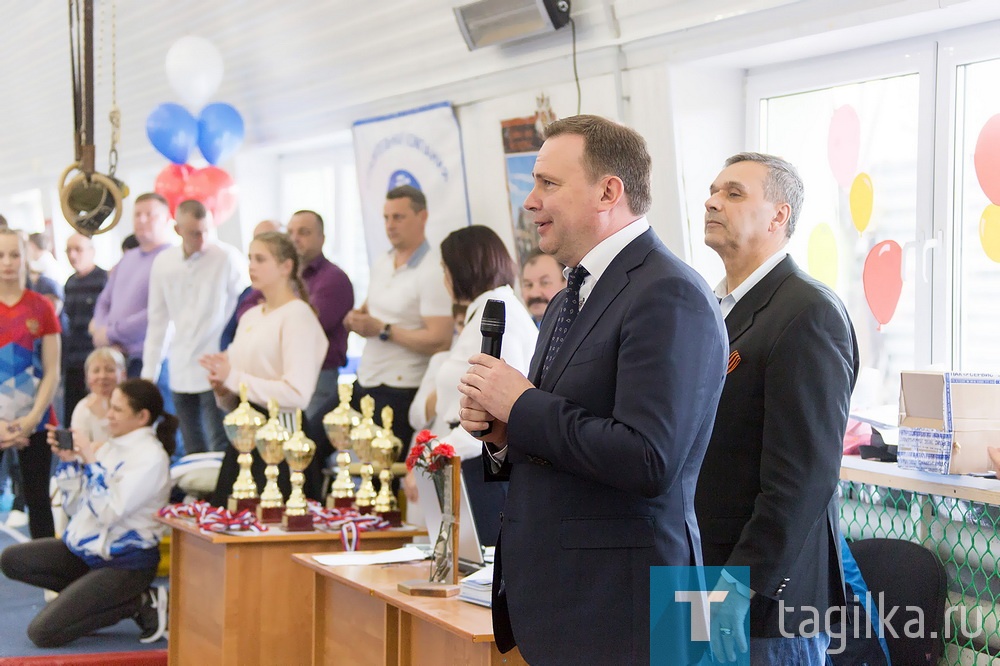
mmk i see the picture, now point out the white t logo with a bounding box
[674,590,729,642]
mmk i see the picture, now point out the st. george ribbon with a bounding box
[471,299,505,438]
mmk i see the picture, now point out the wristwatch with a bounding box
[378,323,392,341]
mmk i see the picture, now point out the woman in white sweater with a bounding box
[0,379,176,647]
[200,231,328,506]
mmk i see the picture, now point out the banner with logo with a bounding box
[353,102,470,265]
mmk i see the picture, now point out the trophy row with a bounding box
[222,383,404,531]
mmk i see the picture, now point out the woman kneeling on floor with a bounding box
[0,378,174,647]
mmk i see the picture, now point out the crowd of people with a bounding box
[0,113,862,664]
[0,175,573,648]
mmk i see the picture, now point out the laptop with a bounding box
[413,468,486,574]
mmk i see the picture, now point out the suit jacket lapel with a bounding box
[536,229,657,391]
[725,255,798,346]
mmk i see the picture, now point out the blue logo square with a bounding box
[650,566,751,665]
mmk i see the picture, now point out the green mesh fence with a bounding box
[840,480,1000,665]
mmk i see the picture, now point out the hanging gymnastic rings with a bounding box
[58,164,128,237]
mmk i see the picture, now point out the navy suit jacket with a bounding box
[696,256,859,637]
[487,228,727,665]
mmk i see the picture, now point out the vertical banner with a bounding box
[353,102,471,265]
[501,116,543,269]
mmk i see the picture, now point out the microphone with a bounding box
[471,299,505,437]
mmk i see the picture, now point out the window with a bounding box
[279,144,367,366]
[747,44,935,407]
[952,56,1000,371]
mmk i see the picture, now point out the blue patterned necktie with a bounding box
[541,265,590,380]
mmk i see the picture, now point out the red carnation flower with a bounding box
[415,429,435,445]
[427,443,456,472]
[431,443,455,459]
[405,442,426,472]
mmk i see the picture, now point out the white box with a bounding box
[896,371,1000,475]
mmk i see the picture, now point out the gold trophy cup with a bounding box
[372,406,404,526]
[321,383,361,509]
[283,409,316,531]
[254,399,290,523]
[222,384,266,514]
[350,395,379,514]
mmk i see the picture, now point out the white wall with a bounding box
[10,0,1000,278]
[457,74,621,258]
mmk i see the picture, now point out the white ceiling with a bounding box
[0,0,996,193]
[0,0,612,188]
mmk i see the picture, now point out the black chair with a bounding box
[849,538,947,666]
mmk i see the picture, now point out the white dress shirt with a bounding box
[714,249,787,320]
[142,242,248,393]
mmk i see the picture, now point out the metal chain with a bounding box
[107,0,120,175]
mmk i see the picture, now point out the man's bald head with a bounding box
[65,233,96,275]
[254,219,282,238]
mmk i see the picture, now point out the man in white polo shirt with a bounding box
[343,185,452,451]
[142,199,248,455]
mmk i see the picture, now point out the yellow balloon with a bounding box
[849,172,874,234]
[807,223,838,288]
[980,204,1000,263]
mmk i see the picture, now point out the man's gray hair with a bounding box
[725,152,804,238]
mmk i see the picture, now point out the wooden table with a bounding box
[158,515,423,666]
[293,556,528,666]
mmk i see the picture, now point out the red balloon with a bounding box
[154,163,193,217]
[182,166,238,225]
[863,240,903,330]
[974,114,1000,205]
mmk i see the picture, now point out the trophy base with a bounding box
[282,512,314,532]
[356,504,374,515]
[257,505,285,523]
[228,496,260,514]
[377,509,402,527]
[327,496,355,510]
[397,580,460,597]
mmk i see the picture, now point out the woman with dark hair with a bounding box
[200,231,327,506]
[408,225,537,546]
[0,378,176,647]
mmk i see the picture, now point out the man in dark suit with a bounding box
[695,153,859,665]
[458,115,728,665]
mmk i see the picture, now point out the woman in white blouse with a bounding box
[69,347,126,445]
[200,232,328,507]
[409,225,538,545]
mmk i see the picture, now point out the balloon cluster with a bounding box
[974,114,1000,263]
[146,36,242,224]
[820,104,901,331]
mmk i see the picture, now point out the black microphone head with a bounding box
[480,299,506,336]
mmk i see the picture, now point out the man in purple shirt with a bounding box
[287,209,354,499]
[90,193,175,410]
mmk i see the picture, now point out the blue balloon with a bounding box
[197,103,245,165]
[146,103,198,164]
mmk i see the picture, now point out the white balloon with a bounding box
[165,36,224,109]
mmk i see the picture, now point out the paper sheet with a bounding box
[312,546,428,567]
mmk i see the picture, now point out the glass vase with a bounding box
[429,471,454,584]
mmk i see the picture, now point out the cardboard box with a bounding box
[896,371,1000,474]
